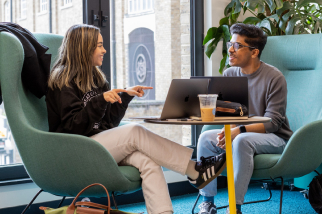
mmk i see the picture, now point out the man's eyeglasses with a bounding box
[226,42,257,52]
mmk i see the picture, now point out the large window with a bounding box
[0,0,83,179]
[20,0,27,19]
[0,0,203,182]
[4,1,11,22]
[111,0,193,146]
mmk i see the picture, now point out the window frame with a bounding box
[0,0,204,184]
[190,0,204,158]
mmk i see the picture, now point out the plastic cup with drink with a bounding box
[198,94,218,122]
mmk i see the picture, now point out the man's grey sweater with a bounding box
[224,62,293,141]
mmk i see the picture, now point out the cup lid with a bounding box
[198,94,218,97]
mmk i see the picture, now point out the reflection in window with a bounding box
[128,0,154,14]
[4,1,11,22]
[40,0,47,13]
[21,0,27,19]
[119,0,192,146]
[63,0,72,6]
[0,104,17,165]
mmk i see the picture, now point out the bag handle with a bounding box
[75,201,109,210]
[66,183,111,214]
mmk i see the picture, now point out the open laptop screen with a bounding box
[191,76,249,116]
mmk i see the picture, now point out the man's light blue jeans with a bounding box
[197,129,286,205]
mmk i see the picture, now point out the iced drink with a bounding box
[198,94,218,122]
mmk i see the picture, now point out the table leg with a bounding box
[225,124,236,214]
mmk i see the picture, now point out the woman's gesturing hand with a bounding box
[103,89,127,104]
[125,86,153,97]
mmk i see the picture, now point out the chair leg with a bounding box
[112,192,118,209]
[279,177,284,214]
[191,182,272,213]
[217,182,272,210]
[191,193,201,214]
[21,189,43,214]
[57,196,66,208]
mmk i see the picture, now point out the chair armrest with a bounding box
[269,119,322,179]
[201,125,224,133]
[23,129,135,196]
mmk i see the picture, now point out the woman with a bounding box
[46,24,226,214]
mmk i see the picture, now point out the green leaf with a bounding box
[266,0,276,12]
[276,1,293,16]
[224,0,242,16]
[308,4,317,13]
[224,1,235,16]
[268,14,280,23]
[258,19,272,35]
[243,5,248,14]
[219,53,229,74]
[257,2,265,13]
[285,16,301,35]
[203,27,217,45]
[246,0,266,13]
[205,26,228,58]
[275,0,283,10]
[279,11,292,31]
[220,17,230,26]
[231,12,240,23]
[257,13,267,20]
[221,25,231,42]
[205,45,216,59]
[243,16,262,24]
[298,0,322,8]
[234,0,243,13]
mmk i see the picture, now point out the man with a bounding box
[196,23,293,214]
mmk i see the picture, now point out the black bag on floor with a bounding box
[309,174,322,213]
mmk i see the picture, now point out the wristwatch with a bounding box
[239,125,247,133]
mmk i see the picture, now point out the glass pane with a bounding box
[0,0,83,166]
[111,0,192,146]
[143,0,146,10]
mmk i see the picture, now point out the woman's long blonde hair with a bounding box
[48,24,106,93]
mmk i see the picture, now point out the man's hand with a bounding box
[216,127,241,150]
[103,89,127,104]
[126,86,153,97]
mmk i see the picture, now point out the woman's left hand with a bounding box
[126,86,153,97]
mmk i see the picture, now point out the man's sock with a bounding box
[236,204,241,211]
[203,196,214,203]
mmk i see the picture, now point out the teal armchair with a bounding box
[197,33,322,214]
[0,32,142,213]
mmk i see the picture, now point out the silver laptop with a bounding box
[131,79,209,120]
[191,76,249,119]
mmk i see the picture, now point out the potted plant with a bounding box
[204,0,322,73]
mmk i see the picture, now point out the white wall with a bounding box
[204,0,231,76]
